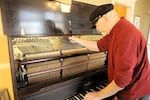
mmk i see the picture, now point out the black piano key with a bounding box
[69,94,83,100]
[96,85,103,90]
[67,97,75,100]
[103,82,108,86]
[81,91,87,96]
[101,82,108,87]
[92,86,100,91]
[71,97,78,100]
[68,97,73,100]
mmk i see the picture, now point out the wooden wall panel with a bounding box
[114,3,127,18]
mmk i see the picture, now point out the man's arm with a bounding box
[84,80,124,100]
[69,36,99,51]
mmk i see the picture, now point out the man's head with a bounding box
[89,4,114,29]
[89,4,120,34]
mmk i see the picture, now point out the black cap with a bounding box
[89,4,114,28]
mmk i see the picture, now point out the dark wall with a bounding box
[1,0,97,36]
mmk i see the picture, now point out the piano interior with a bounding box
[11,35,109,100]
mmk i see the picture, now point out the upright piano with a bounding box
[0,0,110,100]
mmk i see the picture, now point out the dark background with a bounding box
[1,0,97,36]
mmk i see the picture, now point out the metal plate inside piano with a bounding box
[62,55,88,77]
[27,60,61,84]
[13,37,62,60]
[13,36,88,60]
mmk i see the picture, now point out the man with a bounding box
[69,4,150,100]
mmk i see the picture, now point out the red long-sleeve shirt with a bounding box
[97,17,150,99]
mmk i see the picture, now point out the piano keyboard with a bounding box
[65,80,108,100]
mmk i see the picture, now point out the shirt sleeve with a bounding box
[114,38,137,88]
[97,34,110,51]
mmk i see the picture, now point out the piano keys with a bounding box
[65,80,108,100]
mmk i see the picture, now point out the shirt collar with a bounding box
[110,17,125,35]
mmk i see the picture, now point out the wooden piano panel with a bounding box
[22,67,107,100]
[61,48,89,56]
[62,55,88,77]
[25,51,61,60]
[26,60,61,84]
[88,52,106,71]
[28,70,61,84]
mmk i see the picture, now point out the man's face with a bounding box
[96,15,110,36]
[95,16,105,33]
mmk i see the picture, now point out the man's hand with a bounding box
[84,80,124,100]
[69,36,79,43]
[84,92,102,100]
[69,36,99,51]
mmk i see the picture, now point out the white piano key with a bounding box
[93,86,100,91]
[79,94,84,100]
[96,86,101,90]
[86,91,89,93]
[74,95,80,100]
[66,80,108,100]
[90,89,95,92]
[76,95,82,100]
[99,85,105,88]
[71,97,77,100]
[79,93,84,98]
